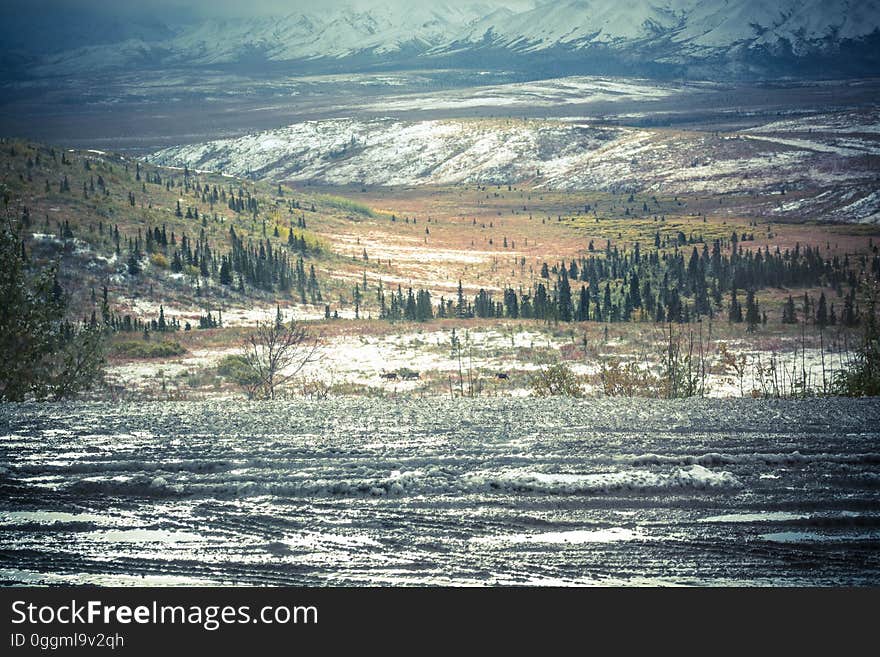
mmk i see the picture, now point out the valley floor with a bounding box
[101,317,862,401]
[95,180,877,402]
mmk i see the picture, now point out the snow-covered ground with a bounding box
[147,114,619,187]
[147,106,880,223]
[104,327,569,395]
[2,398,878,585]
[363,76,684,111]
[103,323,854,401]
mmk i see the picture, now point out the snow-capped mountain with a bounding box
[460,0,686,49]
[158,3,508,63]
[447,0,880,76]
[31,2,517,74]
[8,0,880,78]
[458,0,880,54]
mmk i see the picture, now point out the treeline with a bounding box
[141,160,316,222]
[376,237,880,326]
[132,158,328,300]
[224,226,322,301]
[13,144,328,302]
[141,161,262,217]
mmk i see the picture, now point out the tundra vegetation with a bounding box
[0,139,878,401]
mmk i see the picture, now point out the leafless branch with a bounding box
[239,317,321,399]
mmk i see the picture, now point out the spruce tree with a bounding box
[629,271,641,309]
[557,269,573,322]
[729,288,743,323]
[1,195,106,401]
[782,295,797,324]
[816,292,828,329]
[745,289,760,332]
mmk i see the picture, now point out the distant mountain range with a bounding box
[3,0,880,79]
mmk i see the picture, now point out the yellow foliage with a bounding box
[596,359,661,397]
[150,253,168,268]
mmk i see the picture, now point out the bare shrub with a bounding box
[237,316,320,400]
[297,377,332,400]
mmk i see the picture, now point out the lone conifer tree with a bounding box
[745,289,760,332]
[816,292,828,329]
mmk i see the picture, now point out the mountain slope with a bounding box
[0,138,383,327]
[459,0,880,54]
[31,3,510,74]
[10,0,880,79]
[146,107,880,223]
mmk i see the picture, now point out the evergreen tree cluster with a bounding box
[376,238,874,326]
[124,220,324,301]
[1,198,106,401]
[377,284,434,322]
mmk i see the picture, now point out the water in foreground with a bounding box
[1,398,879,586]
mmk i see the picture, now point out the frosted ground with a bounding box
[99,315,845,399]
[148,96,880,223]
[1,398,878,586]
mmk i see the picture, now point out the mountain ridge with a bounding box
[5,0,880,80]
